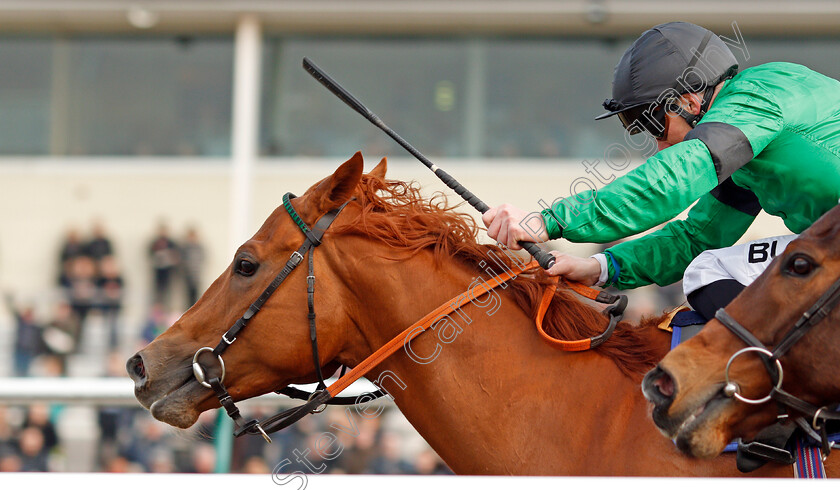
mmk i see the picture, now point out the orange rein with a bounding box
[326,260,615,398]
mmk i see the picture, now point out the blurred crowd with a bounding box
[7,220,205,378]
[0,400,450,475]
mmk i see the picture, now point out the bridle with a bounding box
[715,274,840,457]
[191,193,385,442]
[191,191,627,443]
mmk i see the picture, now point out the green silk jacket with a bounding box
[540,62,840,289]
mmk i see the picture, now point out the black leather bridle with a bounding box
[191,193,384,442]
[714,275,840,457]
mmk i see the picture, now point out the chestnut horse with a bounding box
[643,205,840,460]
[127,153,837,476]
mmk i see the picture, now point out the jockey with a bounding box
[482,21,840,320]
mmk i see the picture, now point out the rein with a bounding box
[192,193,626,441]
[714,275,840,458]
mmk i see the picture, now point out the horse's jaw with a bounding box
[146,378,207,429]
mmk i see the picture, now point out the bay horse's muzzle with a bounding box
[642,366,680,433]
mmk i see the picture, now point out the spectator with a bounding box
[97,256,125,349]
[148,223,180,307]
[40,301,78,374]
[121,417,171,472]
[57,227,86,285]
[23,405,59,456]
[369,431,414,474]
[0,406,16,456]
[17,427,48,472]
[413,449,451,475]
[242,456,270,473]
[5,294,46,376]
[190,443,216,473]
[140,304,170,345]
[0,451,22,472]
[147,448,176,473]
[60,255,98,343]
[86,221,114,263]
[181,226,205,308]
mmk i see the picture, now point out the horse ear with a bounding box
[369,158,387,180]
[311,151,364,212]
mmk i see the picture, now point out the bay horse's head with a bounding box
[127,152,380,429]
[642,205,840,458]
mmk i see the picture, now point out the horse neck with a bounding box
[328,242,687,475]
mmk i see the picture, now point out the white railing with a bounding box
[0,376,386,407]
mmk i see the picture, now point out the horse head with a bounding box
[127,152,383,429]
[642,205,840,458]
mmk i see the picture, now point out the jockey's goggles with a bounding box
[616,103,668,140]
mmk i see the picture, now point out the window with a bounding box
[261,37,468,158]
[0,36,233,157]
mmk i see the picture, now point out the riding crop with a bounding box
[302,57,555,270]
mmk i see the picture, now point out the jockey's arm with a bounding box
[482,140,722,249]
[542,139,725,243]
[600,186,760,289]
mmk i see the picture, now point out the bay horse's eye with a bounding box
[235,259,258,277]
[786,255,814,276]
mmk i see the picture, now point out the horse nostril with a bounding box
[654,372,675,398]
[642,366,677,406]
[127,354,146,382]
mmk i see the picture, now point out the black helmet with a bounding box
[597,22,739,135]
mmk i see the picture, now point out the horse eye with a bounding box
[235,259,258,277]
[786,256,814,276]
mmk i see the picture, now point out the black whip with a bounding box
[302,57,555,270]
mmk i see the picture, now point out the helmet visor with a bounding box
[618,104,668,139]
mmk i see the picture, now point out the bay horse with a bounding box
[127,153,838,476]
[643,205,840,460]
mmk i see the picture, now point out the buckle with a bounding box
[308,390,328,414]
[290,251,304,265]
[235,419,272,443]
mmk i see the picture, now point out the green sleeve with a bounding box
[541,138,720,242]
[602,193,757,289]
[700,78,784,158]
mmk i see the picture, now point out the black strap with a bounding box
[715,309,766,350]
[276,385,387,406]
[715,309,780,385]
[211,202,351,358]
[773,276,840,358]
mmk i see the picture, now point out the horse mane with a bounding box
[333,173,664,378]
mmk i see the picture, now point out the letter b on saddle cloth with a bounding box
[660,308,839,475]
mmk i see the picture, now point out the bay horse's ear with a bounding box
[311,151,364,212]
[369,157,387,180]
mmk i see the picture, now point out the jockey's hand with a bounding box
[482,204,549,250]
[545,251,602,286]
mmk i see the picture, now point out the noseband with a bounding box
[715,275,840,457]
[191,192,385,442]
